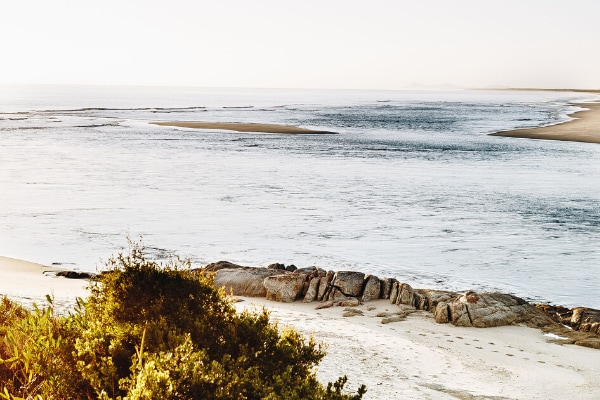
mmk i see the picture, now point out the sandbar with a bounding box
[151,121,338,134]
[491,102,600,144]
[2,256,599,399]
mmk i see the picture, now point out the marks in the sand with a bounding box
[420,383,513,400]
[399,323,569,384]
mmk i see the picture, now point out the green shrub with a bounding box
[0,297,90,400]
[0,240,366,399]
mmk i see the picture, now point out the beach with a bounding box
[0,256,88,312]
[492,102,600,144]
[151,121,338,134]
[236,297,600,399]
[1,257,599,399]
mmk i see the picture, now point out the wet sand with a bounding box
[151,121,338,134]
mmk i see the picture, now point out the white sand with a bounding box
[2,257,598,399]
[0,256,89,312]
[236,297,600,400]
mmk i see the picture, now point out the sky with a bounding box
[1,0,599,90]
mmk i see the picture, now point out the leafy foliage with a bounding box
[0,240,366,399]
[0,296,88,400]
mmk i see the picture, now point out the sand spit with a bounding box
[491,102,600,144]
[488,88,600,144]
[151,121,338,134]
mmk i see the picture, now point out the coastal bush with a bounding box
[0,240,366,399]
[0,297,89,400]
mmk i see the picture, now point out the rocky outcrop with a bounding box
[205,261,600,350]
[571,307,600,334]
[534,304,600,348]
[536,304,600,334]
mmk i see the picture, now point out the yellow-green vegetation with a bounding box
[0,241,366,399]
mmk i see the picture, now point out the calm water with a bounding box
[1,85,599,308]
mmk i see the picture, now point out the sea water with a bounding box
[1,85,599,308]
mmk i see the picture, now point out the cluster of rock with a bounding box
[535,304,600,339]
[204,261,600,350]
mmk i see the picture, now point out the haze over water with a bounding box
[1,85,599,308]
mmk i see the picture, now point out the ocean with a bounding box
[1,85,599,308]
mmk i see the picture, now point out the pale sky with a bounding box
[1,0,599,90]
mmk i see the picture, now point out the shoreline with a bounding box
[489,88,600,143]
[0,256,89,312]
[151,121,338,134]
[491,100,600,144]
[2,256,600,398]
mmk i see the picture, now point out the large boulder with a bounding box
[264,274,307,302]
[361,275,381,302]
[213,267,285,297]
[303,277,321,303]
[317,275,331,301]
[413,291,429,310]
[389,282,399,304]
[331,271,365,297]
[380,278,396,300]
[396,283,415,307]
[448,299,472,327]
[434,301,450,323]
